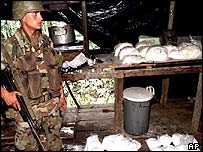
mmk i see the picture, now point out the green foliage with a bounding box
[1,20,20,43]
[63,78,115,107]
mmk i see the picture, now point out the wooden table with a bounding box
[61,53,202,133]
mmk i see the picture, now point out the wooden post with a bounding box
[192,72,202,133]
[81,0,89,57]
[160,1,175,107]
[168,0,175,30]
[160,78,170,107]
[114,78,124,133]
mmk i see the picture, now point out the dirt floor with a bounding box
[1,98,202,151]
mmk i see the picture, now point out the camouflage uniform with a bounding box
[1,28,63,151]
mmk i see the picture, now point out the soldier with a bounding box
[1,1,67,151]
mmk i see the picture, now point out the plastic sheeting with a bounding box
[62,0,170,49]
[57,0,202,50]
[1,0,202,50]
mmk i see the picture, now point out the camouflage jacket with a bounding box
[1,28,61,104]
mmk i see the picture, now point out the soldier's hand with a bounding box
[1,89,21,110]
[59,97,67,111]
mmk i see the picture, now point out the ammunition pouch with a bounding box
[27,69,42,99]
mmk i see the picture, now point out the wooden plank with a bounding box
[109,63,156,69]
[77,119,114,131]
[123,65,202,77]
[61,107,78,124]
[62,65,202,81]
[78,112,114,121]
[62,115,78,125]
[94,58,202,70]
[78,106,114,114]
[78,103,114,110]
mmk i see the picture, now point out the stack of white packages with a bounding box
[84,134,141,151]
[145,133,200,151]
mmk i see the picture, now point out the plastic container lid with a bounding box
[123,87,154,102]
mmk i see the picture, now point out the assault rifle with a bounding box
[1,69,47,151]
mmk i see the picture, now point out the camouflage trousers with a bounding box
[15,97,62,151]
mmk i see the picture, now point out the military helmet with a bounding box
[12,1,45,20]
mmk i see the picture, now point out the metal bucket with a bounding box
[48,24,75,46]
[123,86,155,135]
